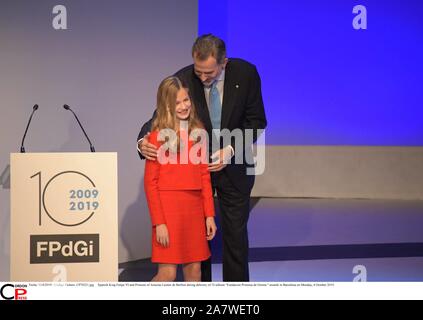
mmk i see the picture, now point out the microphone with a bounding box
[63,104,95,152]
[20,104,39,153]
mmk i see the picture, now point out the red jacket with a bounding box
[144,130,215,225]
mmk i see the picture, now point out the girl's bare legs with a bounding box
[183,262,201,282]
[152,264,177,282]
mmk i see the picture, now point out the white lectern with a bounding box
[10,152,118,281]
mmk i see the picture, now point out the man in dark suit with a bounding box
[137,34,267,281]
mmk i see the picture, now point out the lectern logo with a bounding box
[30,234,99,264]
[31,170,100,227]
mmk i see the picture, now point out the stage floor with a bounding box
[119,198,423,281]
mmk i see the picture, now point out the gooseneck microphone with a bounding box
[63,104,96,152]
[20,104,39,153]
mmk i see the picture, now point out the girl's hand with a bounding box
[156,224,169,247]
[206,217,217,241]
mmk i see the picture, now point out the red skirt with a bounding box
[151,190,211,264]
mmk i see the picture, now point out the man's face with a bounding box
[193,55,227,87]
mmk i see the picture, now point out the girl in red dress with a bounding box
[144,76,217,281]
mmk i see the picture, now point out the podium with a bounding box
[10,153,118,281]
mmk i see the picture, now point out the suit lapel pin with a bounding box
[235,84,239,88]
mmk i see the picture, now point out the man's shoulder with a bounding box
[228,58,256,69]
[175,64,194,77]
[227,58,257,76]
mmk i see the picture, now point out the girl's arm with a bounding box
[144,134,166,225]
[200,162,215,218]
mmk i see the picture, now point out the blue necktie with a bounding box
[209,81,222,130]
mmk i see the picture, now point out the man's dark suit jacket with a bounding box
[137,58,267,195]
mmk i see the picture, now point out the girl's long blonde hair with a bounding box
[151,76,203,151]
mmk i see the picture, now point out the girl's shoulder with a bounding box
[148,130,160,146]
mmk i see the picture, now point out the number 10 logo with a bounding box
[30,171,100,227]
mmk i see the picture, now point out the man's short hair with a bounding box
[192,34,226,64]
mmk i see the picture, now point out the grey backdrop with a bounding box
[0,0,197,280]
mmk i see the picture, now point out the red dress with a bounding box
[144,130,215,264]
